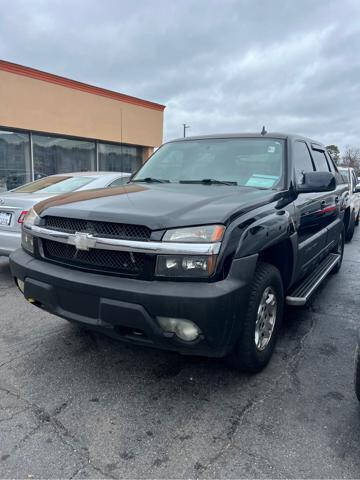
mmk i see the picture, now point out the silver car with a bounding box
[0,171,131,256]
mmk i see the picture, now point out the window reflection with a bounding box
[0,129,146,190]
[33,134,96,179]
[0,130,31,191]
[99,142,143,173]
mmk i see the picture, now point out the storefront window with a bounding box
[0,130,31,191]
[98,142,143,173]
[0,129,146,189]
[33,134,96,180]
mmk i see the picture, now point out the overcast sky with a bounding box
[0,0,359,149]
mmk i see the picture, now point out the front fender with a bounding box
[235,209,294,257]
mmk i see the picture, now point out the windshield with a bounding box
[133,138,285,189]
[12,176,96,194]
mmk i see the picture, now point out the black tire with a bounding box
[355,212,359,226]
[228,262,284,373]
[331,227,344,274]
[345,210,356,242]
[355,345,360,401]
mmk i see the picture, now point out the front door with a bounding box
[292,141,328,279]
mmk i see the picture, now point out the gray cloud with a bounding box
[0,0,359,150]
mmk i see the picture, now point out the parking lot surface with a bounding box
[1,236,360,479]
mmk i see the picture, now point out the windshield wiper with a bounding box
[179,178,237,186]
[134,177,170,183]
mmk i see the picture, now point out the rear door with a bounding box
[317,148,345,248]
[293,140,327,278]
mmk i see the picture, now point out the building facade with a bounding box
[0,60,165,191]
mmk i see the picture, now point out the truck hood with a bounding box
[34,183,281,230]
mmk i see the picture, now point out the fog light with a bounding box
[157,316,200,342]
[16,278,25,293]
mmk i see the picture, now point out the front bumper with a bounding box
[10,249,258,357]
[0,230,21,256]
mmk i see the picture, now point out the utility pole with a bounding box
[183,124,190,138]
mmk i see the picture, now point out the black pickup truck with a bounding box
[9,133,346,372]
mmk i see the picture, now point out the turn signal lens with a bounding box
[21,230,34,254]
[17,210,29,224]
[163,225,225,243]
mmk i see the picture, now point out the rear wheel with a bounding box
[345,210,356,242]
[228,262,284,373]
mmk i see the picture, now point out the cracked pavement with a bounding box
[1,234,360,479]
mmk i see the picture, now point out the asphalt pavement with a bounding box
[1,234,360,479]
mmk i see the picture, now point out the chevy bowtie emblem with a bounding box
[68,232,96,251]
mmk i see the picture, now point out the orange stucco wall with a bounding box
[0,69,164,148]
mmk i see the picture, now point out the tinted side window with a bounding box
[352,170,357,191]
[340,172,349,184]
[312,150,330,172]
[293,141,314,184]
[326,153,336,172]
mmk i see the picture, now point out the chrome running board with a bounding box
[286,253,340,306]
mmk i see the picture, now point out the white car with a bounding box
[0,171,131,256]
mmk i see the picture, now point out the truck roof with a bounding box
[169,132,325,148]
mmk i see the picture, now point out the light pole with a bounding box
[183,124,190,138]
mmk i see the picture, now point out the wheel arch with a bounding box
[258,238,295,291]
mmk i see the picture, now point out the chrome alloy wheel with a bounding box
[255,286,277,351]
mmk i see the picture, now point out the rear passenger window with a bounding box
[312,150,330,172]
[294,141,314,184]
[352,171,357,191]
[326,153,336,172]
[340,172,349,184]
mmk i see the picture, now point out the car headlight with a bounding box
[23,208,39,229]
[162,224,225,243]
[156,225,224,278]
[156,254,217,277]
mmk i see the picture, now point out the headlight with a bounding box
[163,225,225,243]
[156,255,217,278]
[23,208,39,229]
[157,225,224,278]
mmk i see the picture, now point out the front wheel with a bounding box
[228,262,284,373]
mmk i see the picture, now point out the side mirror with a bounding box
[355,184,360,193]
[297,171,336,194]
